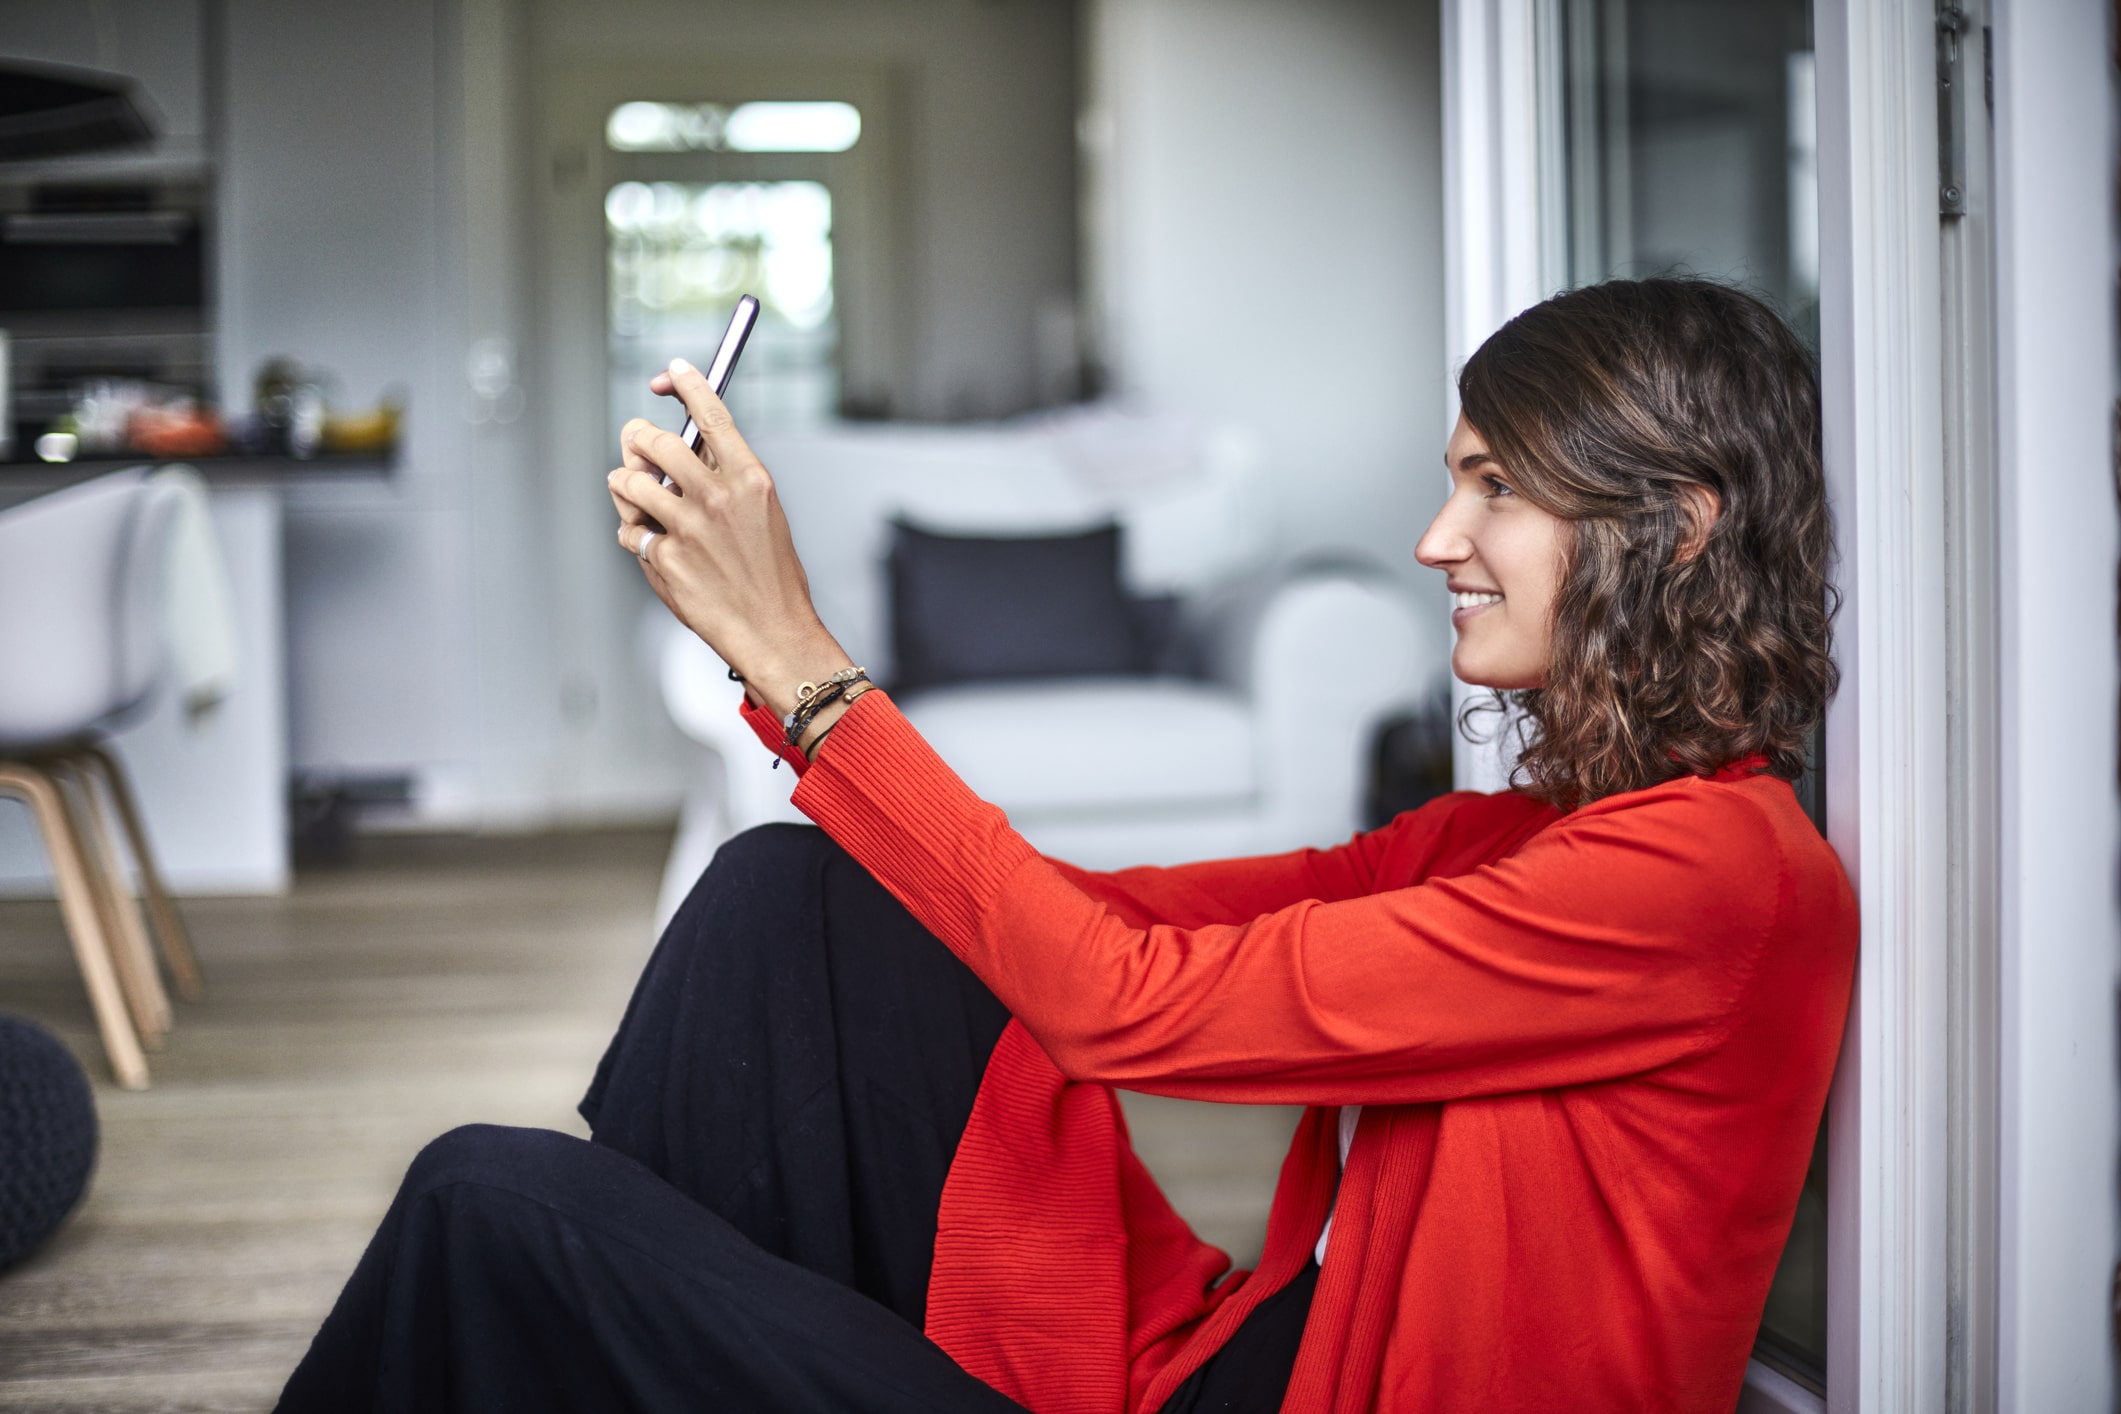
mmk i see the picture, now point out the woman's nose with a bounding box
[1415,497,1470,571]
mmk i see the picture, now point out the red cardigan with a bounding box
[742,693,1856,1412]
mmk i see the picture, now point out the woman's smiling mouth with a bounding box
[1452,590,1504,621]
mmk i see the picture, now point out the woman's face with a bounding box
[1416,415,1571,690]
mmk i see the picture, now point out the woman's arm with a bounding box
[735,694,1393,927]
[796,692,1804,1108]
[1046,850,1375,930]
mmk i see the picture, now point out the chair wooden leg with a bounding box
[79,743,202,1001]
[0,764,149,1090]
[51,757,171,1049]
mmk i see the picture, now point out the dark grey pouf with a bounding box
[0,1013,97,1271]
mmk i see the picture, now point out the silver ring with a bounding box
[636,528,659,559]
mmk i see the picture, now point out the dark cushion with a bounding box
[888,520,1153,692]
[0,1013,97,1271]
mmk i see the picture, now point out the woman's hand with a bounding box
[608,359,853,720]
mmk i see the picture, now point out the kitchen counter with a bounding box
[0,450,394,506]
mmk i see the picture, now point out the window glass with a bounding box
[606,179,838,436]
[1558,0,1818,344]
[606,101,861,154]
[1551,0,1824,1392]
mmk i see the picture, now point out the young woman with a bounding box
[278,278,1854,1413]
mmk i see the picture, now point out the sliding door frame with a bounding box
[1812,0,1954,1407]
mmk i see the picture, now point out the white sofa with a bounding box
[652,413,1445,928]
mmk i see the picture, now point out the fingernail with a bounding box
[669,358,695,376]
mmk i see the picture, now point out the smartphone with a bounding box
[637,294,758,537]
[666,293,759,479]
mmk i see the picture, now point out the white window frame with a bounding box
[1811,1,1952,1406]
[1441,0,1543,797]
[1986,2,2121,1408]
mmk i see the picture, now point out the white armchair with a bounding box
[651,415,1445,928]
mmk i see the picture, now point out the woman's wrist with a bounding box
[740,628,857,720]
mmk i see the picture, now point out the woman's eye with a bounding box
[1481,475,1514,499]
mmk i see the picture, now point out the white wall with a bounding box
[1083,0,1447,610]
[214,0,489,822]
[1991,0,2120,1405]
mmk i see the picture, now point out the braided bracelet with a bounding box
[783,667,871,750]
[783,680,850,744]
[785,681,854,750]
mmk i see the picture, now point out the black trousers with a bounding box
[276,825,1313,1413]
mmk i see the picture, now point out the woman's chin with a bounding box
[1451,647,1498,689]
[1451,650,1542,692]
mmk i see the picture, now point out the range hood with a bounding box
[0,64,156,163]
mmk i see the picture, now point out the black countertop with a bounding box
[0,450,395,504]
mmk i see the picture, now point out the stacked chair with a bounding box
[0,469,216,1089]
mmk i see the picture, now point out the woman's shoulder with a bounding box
[1570,765,1827,850]
[1559,767,1854,921]
[1388,767,1795,853]
[1371,765,1848,907]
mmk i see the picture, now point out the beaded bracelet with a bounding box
[785,681,855,752]
[782,667,871,750]
[783,679,850,745]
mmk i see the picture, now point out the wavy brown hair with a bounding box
[1457,277,1837,808]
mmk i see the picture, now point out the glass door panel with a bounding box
[1547,0,1824,1392]
[1557,0,1817,343]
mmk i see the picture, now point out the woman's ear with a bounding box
[1674,484,1722,565]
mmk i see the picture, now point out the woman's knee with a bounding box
[701,823,836,894]
[402,1124,577,1203]
[663,823,837,956]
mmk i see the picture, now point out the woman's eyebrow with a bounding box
[1447,451,1497,473]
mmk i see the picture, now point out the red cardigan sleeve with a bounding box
[1045,847,1384,931]
[789,693,1782,1106]
[745,692,1388,927]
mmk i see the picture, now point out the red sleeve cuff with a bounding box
[738,694,811,774]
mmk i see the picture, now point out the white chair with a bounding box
[651,416,1445,929]
[0,468,215,1089]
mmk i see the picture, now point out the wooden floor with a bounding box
[0,828,1295,1411]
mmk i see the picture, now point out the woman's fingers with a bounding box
[606,464,684,528]
[609,438,657,525]
[661,359,763,484]
[621,410,716,497]
[618,417,667,477]
[618,521,663,557]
